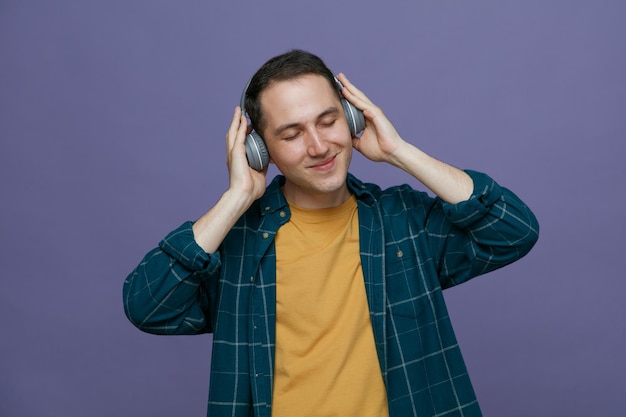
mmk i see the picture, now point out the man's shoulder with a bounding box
[347,173,434,207]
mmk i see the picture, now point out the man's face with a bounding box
[259,74,353,208]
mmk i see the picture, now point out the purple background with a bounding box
[1,1,624,416]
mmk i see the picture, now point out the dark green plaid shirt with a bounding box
[124,170,538,417]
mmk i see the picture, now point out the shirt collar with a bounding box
[258,173,376,217]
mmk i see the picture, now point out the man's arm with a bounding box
[192,107,267,252]
[337,73,473,203]
[433,170,539,287]
[338,73,538,285]
[123,223,217,335]
[383,143,474,204]
[123,108,267,334]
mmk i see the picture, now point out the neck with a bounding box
[282,184,351,209]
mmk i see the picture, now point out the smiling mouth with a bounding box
[309,155,337,170]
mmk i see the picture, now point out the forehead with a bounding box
[259,74,340,127]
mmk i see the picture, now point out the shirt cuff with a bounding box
[159,221,220,272]
[441,170,503,228]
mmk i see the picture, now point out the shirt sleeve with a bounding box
[435,170,539,288]
[123,221,221,335]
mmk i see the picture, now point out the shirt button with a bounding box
[250,276,254,282]
[265,206,271,211]
[262,232,269,239]
[279,211,286,218]
[396,250,403,258]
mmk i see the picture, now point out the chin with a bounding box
[311,171,349,194]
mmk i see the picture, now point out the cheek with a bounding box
[333,122,353,144]
[267,142,301,165]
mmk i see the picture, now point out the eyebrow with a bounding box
[272,107,340,136]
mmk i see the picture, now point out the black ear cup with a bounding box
[245,131,269,171]
[340,98,365,137]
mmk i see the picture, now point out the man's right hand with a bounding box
[191,107,268,253]
[226,106,268,203]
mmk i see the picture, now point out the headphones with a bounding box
[239,76,365,171]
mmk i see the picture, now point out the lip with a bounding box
[308,155,337,171]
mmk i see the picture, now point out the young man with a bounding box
[123,50,539,417]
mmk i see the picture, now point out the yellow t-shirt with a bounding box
[272,195,389,417]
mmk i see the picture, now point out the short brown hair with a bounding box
[243,49,341,136]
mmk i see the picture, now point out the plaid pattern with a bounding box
[124,170,539,417]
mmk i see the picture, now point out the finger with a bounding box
[338,73,362,95]
[337,73,373,107]
[337,72,353,89]
[226,106,242,150]
[227,107,248,152]
[352,136,362,152]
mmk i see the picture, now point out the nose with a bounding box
[305,128,329,156]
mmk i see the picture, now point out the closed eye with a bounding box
[272,107,340,138]
[282,131,301,141]
[319,119,337,128]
